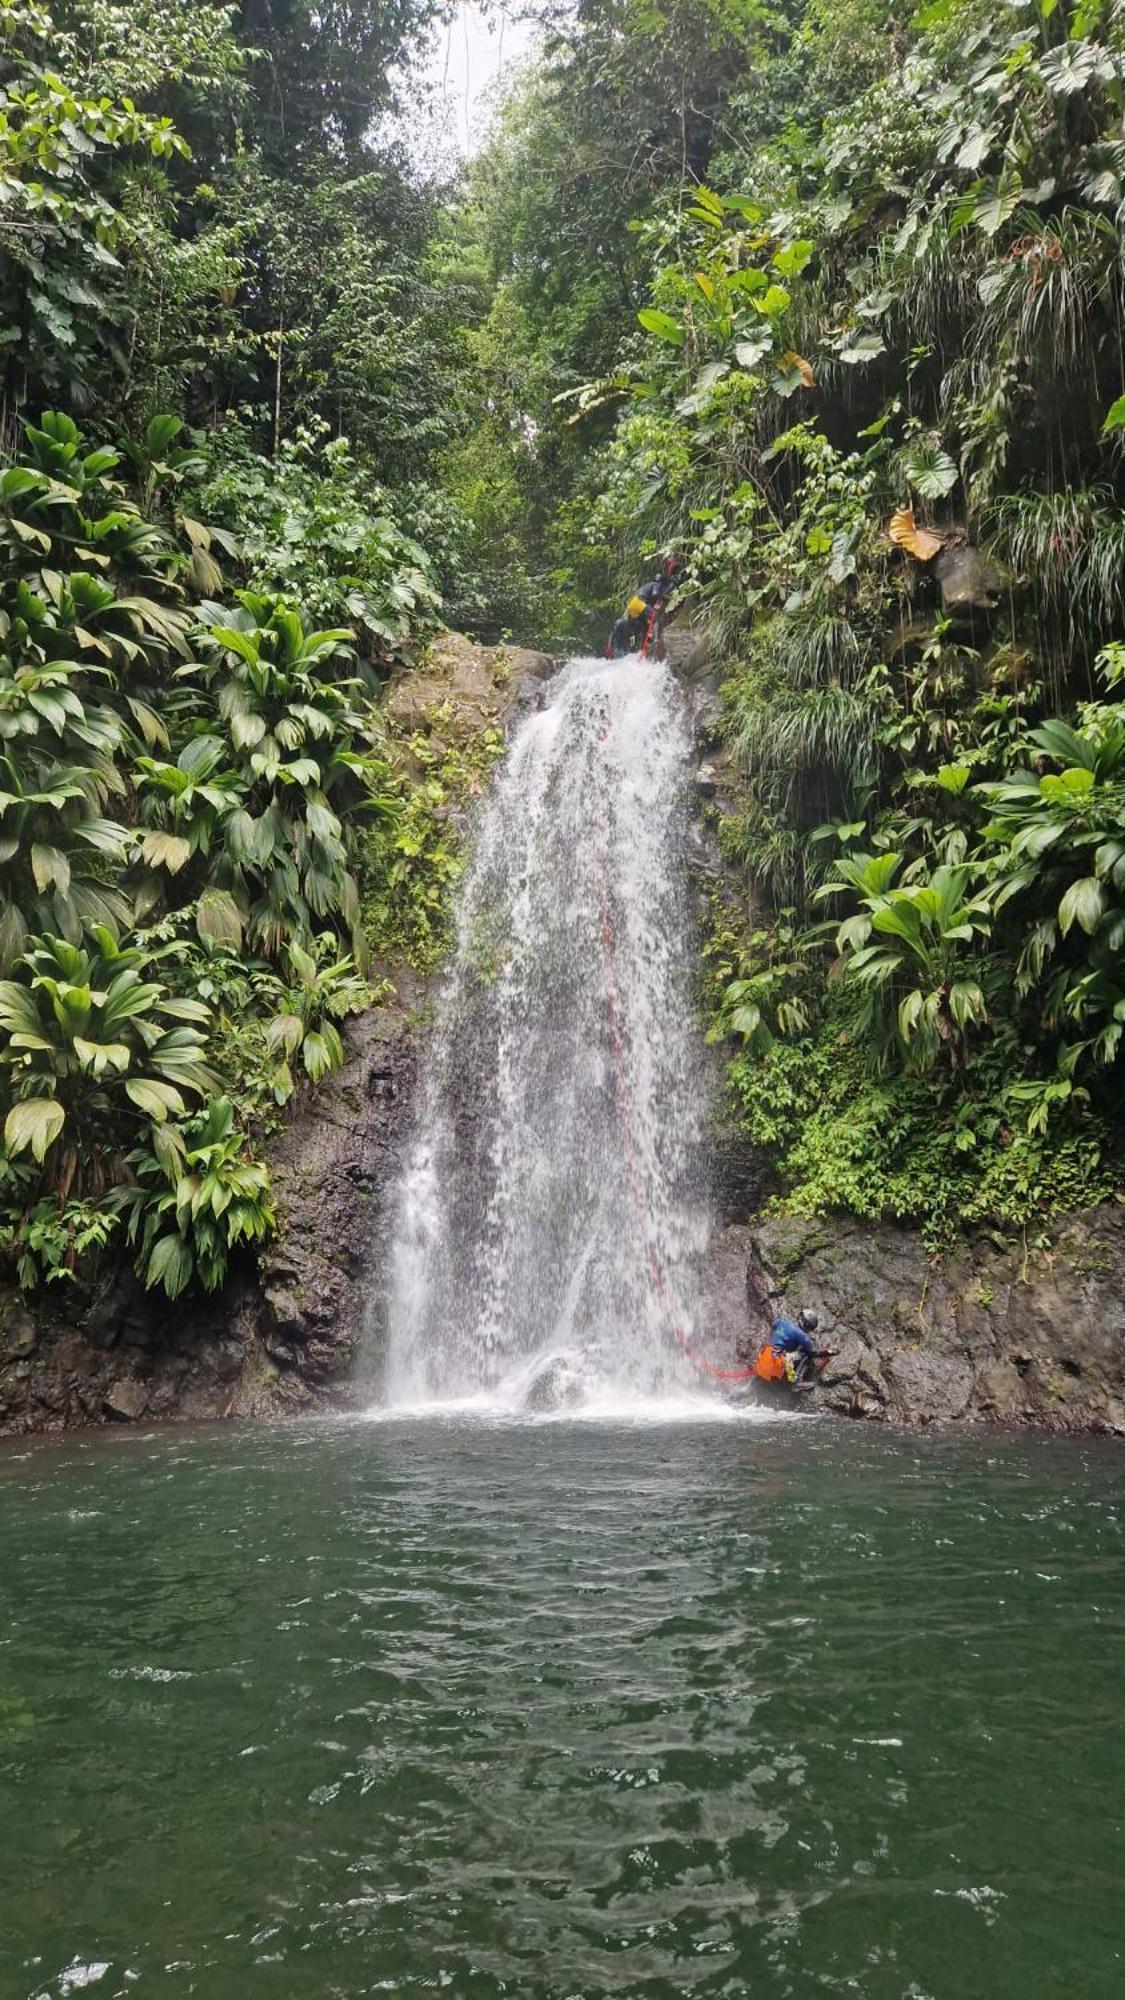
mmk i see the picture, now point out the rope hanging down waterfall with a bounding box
[595,703,755,1385]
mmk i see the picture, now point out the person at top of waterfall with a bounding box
[606,554,683,659]
[753,1310,826,1387]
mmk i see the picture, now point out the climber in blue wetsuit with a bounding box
[755,1310,823,1385]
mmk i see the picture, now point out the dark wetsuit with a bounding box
[608,576,665,658]
[769,1318,819,1383]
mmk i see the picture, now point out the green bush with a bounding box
[0,412,434,1299]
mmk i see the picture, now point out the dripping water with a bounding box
[382,656,715,1412]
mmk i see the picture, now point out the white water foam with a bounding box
[380,656,743,1418]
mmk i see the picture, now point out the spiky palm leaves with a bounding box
[984,487,1125,693]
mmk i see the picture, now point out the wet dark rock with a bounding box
[723,1205,1125,1431]
[664,618,711,681]
[0,995,421,1438]
[709,1128,767,1225]
[104,1377,149,1421]
[934,542,1001,613]
[1,1303,39,1361]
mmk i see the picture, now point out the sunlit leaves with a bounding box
[637,308,684,345]
[751,283,791,319]
[1039,40,1119,96]
[734,333,773,370]
[1058,877,1104,935]
[4,1096,64,1162]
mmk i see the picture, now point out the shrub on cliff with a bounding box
[0,411,436,1296]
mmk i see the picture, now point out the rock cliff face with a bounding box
[0,1001,418,1435]
[699,1207,1125,1434]
[678,617,1124,1436]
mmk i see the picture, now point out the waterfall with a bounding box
[383,655,714,1410]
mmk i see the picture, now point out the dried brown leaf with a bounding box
[888,505,944,561]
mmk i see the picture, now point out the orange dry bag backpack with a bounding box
[753,1343,787,1383]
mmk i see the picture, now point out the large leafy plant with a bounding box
[820,852,994,1070]
[192,422,441,667]
[0,925,215,1186]
[180,592,398,956]
[981,704,1125,1071]
[114,1095,274,1300]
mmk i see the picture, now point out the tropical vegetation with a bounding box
[1,0,1122,1305]
[0,0,450,1295]
[453,0,1125,1241]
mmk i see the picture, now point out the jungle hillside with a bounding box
[0,0,1122,1305]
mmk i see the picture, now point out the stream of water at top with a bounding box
[384,655,718,1414]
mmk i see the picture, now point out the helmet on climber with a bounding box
[604,556,684,659]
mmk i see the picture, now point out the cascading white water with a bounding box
[383,655,714,1410]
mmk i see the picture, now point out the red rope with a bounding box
[595,703,755,1385]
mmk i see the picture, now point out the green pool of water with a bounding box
[1,1413,1122,1998]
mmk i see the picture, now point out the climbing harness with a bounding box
[594,701,754,1385]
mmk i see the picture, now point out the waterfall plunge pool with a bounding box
[2,1414,1122,1998]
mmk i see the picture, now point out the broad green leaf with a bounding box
[138,830,192,874]
[973,179,1023,237]
[752,284,791,318]
[145,413,184,455]
[772,240,814,278]
[637,308,684,346]
[902,440,959,500]
[734,334,772,370]
[1058,877,1104,936]
[73,1036,131,1074]
[1101,394,1125,437]
[898,989,924,1041]
[935,763,971,794]
[145,1232,194,1299]
[231,711,267,751]
[949,981,986,1030]
[837,331,885,365]
[126,697,170,750]
[1040,40,1116,96]
[1031,720,1096,771]
[125,1078,187,1122]
[301,1029,335,1081]
[196,889,244,947]
[5,1097,65,1162]
[265,1012,304,1057]
[30,843,70,894]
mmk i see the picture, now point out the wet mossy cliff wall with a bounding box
[2,635,1123,1437]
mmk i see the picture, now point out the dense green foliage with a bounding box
[0,405,416,1293]
[0,0,456,1298]
[462,0,1125,1236]
[3,0,1123,1304]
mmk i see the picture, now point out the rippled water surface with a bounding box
[1,1414,1122,1999]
